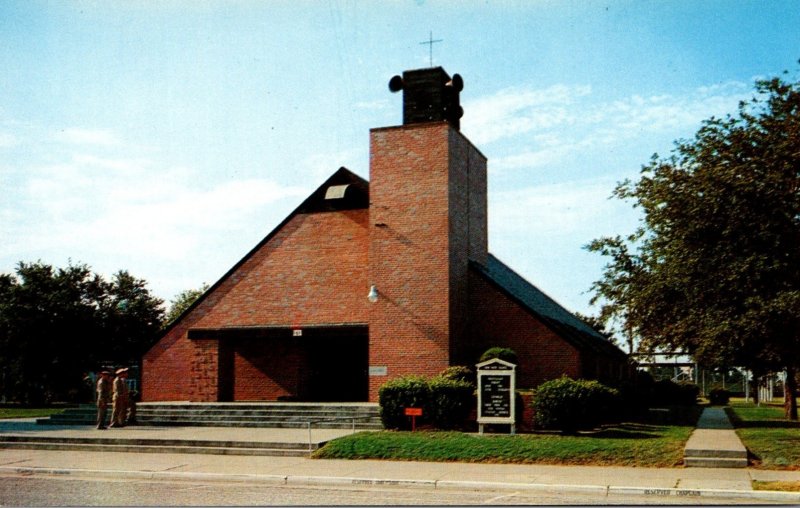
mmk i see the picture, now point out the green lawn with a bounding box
[753,481,800,492]
[0,407,65,419]
[727,403,800,470]
[314,420,697,467]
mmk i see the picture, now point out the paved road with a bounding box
[4,416,800,504]
[0,473,776,506]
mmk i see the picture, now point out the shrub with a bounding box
[610,373,649,419]
[533,377,621,432]
[428,376,475,430]
[651,379,699,406]
[678,382,700,405]
[438,366,475,388]
[708,387,731,406]
[378,370,476,431]
[378,376,430,430]
[479,347,518,365]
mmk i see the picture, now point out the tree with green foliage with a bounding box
[587,70,800,420]
[103,270,167,361]
[165,283,209,325]
[0,261,164,404]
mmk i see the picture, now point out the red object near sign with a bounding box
[404,407,422,431]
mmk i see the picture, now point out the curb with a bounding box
[3,466,800,502]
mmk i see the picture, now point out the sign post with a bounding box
[476,358,516,435]
[404,407,422,431]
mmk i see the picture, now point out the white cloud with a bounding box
[56,128,121,146]
[24,161,306,247]
[463,84,591,145]
[492,145,572,172]
[2,146,310,301]
[490,178,638,238]
[487,178,643,316]
[590,82,750,140]
[0,132,18,148]
[70,153,153,173]
[470,80,751,175]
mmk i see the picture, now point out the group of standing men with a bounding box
[95,367,136,429]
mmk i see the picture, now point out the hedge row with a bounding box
[532,377,621,432]
[529,374,701,432]
[379,369,702,433]
[378,369,475,430]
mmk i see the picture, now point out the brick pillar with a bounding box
[367,121,487,400]
[188,339,220,402]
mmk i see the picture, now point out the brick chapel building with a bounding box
[142,67,628,403]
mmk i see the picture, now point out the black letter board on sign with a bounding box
[476,358,516,434]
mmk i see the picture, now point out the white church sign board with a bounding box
[476,358,516,434]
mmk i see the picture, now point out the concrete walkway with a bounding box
[1,417,799,503]
[0,418,354,445]
[684,407,748,468]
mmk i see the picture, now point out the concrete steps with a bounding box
[684,456,749,468]
[36,402,383,430]
[11,403,380,457]
[683,408,748,468]
[0,434,316,457]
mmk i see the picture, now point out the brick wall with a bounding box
[447,128,488,362]
[195,209,369,328]
[466,269,581,389]
[367,122,487,400]
[233,338,308,401]
[142,208,369,402]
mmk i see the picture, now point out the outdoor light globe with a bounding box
[367,285,378,303]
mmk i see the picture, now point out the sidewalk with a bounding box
[684,406,749,467]
[2,419,800,502]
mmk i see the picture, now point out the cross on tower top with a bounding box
[419,31,443,67]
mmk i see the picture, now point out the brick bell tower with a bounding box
[367,67,488,400]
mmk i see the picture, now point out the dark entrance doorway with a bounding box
[191,326,369,402]
[305,333,368,402]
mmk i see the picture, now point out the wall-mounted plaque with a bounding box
[369,366,388,376]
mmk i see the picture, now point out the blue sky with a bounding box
[2,1,799,318]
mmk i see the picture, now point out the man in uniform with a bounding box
[127,388,138,425]
[95,370,112,429]
[109,367,129,428]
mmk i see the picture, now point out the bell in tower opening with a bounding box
[388,67,464,130]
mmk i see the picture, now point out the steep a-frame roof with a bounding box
[470,254,627,360]
[159,164,625,365]
[159,167,368,336]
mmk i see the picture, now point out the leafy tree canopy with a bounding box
[0,261,164,405]
[165,283,209,325]
[587,71,800,378]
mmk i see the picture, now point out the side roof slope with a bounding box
[471,254,627,359]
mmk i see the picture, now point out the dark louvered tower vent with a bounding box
[388,67,463,130]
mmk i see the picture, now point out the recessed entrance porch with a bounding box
[188,325,369,402]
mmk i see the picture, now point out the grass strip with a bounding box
[727,403,800,470]
[0,408,65,419]
[314,422,693,467]
[753,481,800,492]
